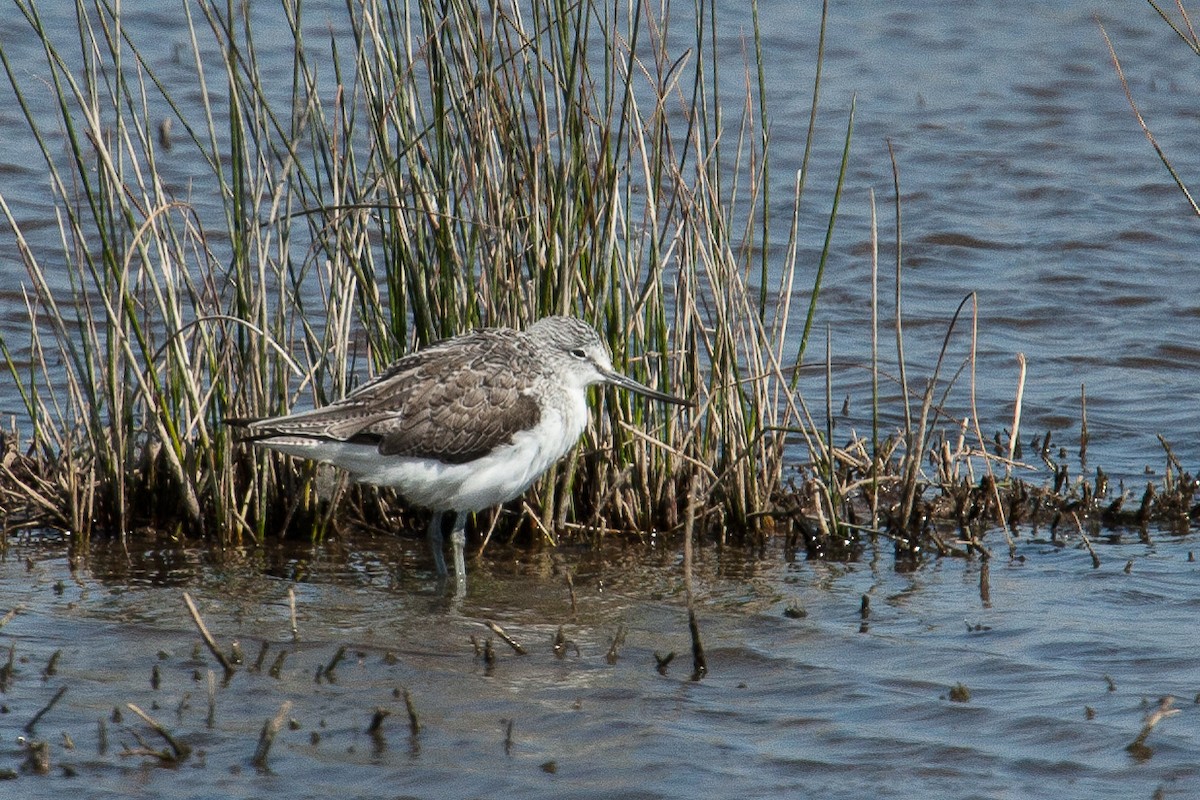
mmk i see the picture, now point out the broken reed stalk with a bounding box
[126,703,191,761]
[1071,512,1101,569]
[367,707,391,735]
[965,292,1015,559]
[605,625,626,665]
[485,621,527,655]
[252,700,293,768]
[1127,696,1179,758]
[321,646,346,681]
[402,689,420,736]
[684,472,707,681]
[1009,353,1027,465]
[288,587,298,641]
[206,670,216,728]
[182,592,234,676]
[24,685,66,734]
[1079,383,1089,463]
[869,187,880,529]
[1102,22,1200,216]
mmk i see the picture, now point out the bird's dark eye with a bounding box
[569,348,587,359]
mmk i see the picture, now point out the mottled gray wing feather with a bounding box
[246,329,544,464]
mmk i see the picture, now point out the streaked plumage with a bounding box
[233,316,690,592]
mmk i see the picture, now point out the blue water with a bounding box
[1,531,1198,799]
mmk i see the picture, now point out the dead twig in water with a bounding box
[367,707,391,735]
[688,610,707,681]
[320,645,346,682]
[1072,512,1101,569]
[252,700,293,769]
[288,587,299,641]
[206,670,216,728]
[0,644,14,691]
[126,702,191,761]
[24,686,67,734]
[605,625,627,665]
[22,739,50,774]
[403,688,420,736]
[552,626,579,659]
[1127,696,1179,760]
[684,472,707,681]
[485,621,527,655]
[0,606,18,629]
[182,592,234,676]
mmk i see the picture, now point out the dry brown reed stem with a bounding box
[1071,513,1101,569]
[182,592,234,676]
[869,187,880,529]
[252,701,293,768]
[287,587,298,641]
[485,621,527,655]
[964,293,1014,557]
[126,703,191,761]
[1101,20,1200,217]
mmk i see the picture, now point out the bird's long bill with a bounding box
[603,368,693,406]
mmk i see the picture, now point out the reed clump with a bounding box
[0,0,1194,564]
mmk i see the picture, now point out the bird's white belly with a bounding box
[373,405,584,511]
[262,402,587,513]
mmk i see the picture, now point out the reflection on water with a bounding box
[0,528,1197,798]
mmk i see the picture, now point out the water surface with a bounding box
[1,529,1197,798]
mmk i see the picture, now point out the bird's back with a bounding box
[242,327,550,465]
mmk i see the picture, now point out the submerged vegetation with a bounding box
[0,0,1196,563]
